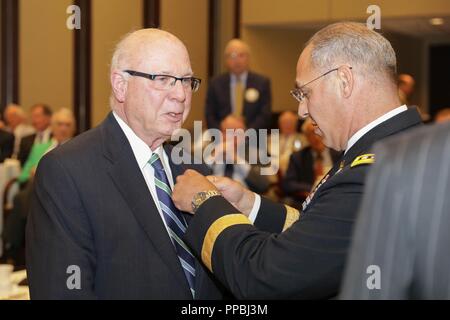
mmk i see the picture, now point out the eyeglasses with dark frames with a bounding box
[290,66,352,103]
[124,70,202,92]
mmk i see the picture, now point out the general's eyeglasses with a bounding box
[290,66,352,103]
[124,70,201,92]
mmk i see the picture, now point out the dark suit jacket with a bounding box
[0,129,14,162]
[205,72,272,130]
[340,122,450,299]
[282,147,341,197]
[26,113,228,299]
[17,133,36,166]
[184,108,422,299]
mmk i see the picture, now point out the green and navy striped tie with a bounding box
[149,153,196,298]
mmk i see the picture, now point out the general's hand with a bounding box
[206,176,255,217]
[172,169,218,214]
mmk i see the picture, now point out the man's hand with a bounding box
[172,169,218,214]
[206,176,255,217]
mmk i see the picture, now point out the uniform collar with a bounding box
[345,105,408,154]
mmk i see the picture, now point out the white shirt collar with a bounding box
[113,111,165,169]
[345,105,408,154]
[231,71,248,84]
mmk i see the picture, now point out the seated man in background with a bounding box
[18,108,76,184]
[0,128,14,162]
[397,73,415,106]
[434,107,450,123]
[206,115,271,194]
[3,104,35,158]
[3,108,76,266]
[282,119,340,208]
[17,104,52,166]
[271,110,306,175]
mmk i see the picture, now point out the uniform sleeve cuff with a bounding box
[247,193,261,224]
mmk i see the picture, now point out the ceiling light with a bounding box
[429,18,444,26]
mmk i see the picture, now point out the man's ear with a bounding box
[338,66,354,98]
[111,71,128,103]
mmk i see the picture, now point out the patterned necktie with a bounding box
[234,77,244,117]
[149,153,196,297]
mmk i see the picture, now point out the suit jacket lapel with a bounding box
[101,114,191,294]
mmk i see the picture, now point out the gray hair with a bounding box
[51,108,75,126]
[4,104,26,119]
[306,22,397,84]
[224,39,251,56]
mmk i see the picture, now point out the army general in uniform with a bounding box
[172,22,423,299]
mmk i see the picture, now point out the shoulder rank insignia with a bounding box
[351,154,375,168]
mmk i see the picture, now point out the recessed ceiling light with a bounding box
[429,18,444,26]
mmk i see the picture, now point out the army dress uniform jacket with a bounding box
[184,107,422,299]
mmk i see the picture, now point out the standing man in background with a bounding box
[205,39,272,131]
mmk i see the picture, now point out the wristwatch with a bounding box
[191,190,222,213]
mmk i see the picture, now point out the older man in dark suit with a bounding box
[340,122,450,299]
[26,29,227,299]
[172,22,423,299]
[205,39,272,131]
[0,129,14,162]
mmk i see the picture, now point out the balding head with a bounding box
[4,104,26,129]
[224,39,251,76]
[278,111,298,135]
[110,28,187,76]
[109,28,195,150]
[302,118,325,152]
[51,108,76,143]
[398,73,415,97]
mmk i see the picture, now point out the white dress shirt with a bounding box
[113,112,176,235]
[34,127,52,144]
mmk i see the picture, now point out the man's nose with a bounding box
[170,79,187,101]
[297,102,309,119]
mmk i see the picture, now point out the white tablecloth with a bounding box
[0,159,21,257]
[0,269,29,300]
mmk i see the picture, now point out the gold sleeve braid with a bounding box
[282,205,300,231]
[201,214,252,272]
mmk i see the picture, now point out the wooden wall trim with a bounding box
[1,0,19,115]
[208,0,217,79]
[234,0,241,38]
[143,0,160,28]
[73,0,91,133]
